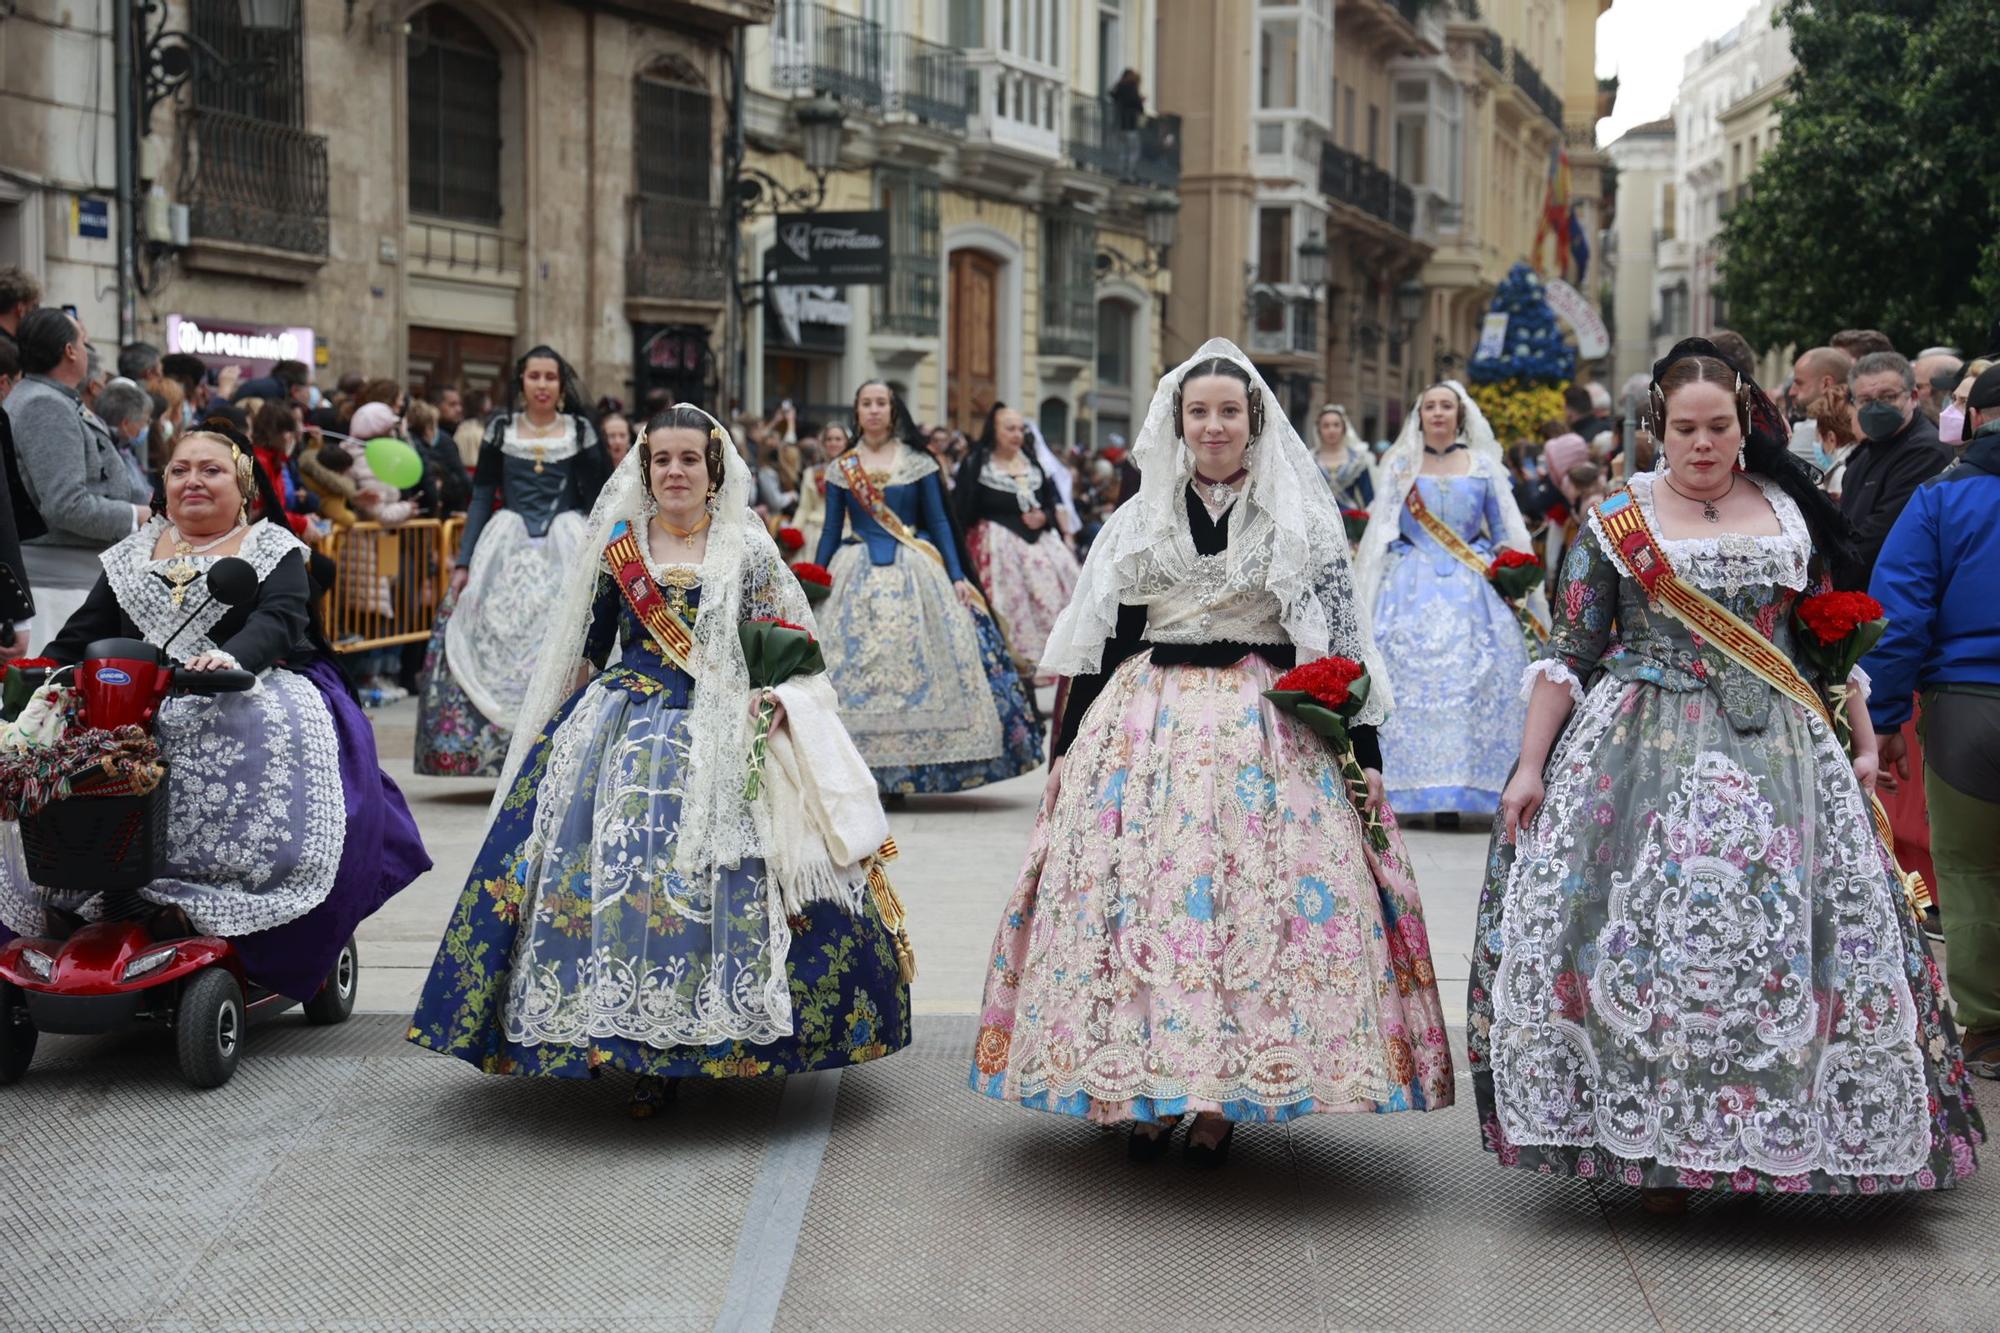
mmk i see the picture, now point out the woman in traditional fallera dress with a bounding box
[954,403,1082,682]
[414,346,608,776]
[1354,383,1545,823]
[1470,340,1981,1205]
[0,427,430,1000]
[409,406,911,1111]
[1313,403,1374,511]
[811,381,1041,794]
[970,341,1455,1166]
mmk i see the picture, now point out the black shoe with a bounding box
[628,1074,679,1119]
[1922,907,1945,944]
[1434,812,1461,831]
[1184,1121,1236,1169]
[1127,1116,1181,1163]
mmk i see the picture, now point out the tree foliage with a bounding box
[1720,0,2000,355]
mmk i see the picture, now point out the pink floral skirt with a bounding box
[969,653,1455,1124]
[966,521,1079,680]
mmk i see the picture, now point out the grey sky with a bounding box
[1593,0,1761,143]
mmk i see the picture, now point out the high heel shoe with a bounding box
[1183,1120,1237,1169]
[628,1074,679,1119]
[1127,1115,1182,1163]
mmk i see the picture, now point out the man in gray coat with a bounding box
[3,307,153,644]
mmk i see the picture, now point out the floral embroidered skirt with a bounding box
[1469,677,1983,1194]
[970,653,1455,1124]
[1372,546,1530,815]
[966,521,1080,681]
[408,669,911,1079]
[820,543,1042,794]
[412,587,508,776]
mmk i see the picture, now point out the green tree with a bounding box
[1720,0,2000,355]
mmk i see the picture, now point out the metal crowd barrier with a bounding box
[312,517,463,653]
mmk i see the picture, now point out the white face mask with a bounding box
[1788,419,1825,468]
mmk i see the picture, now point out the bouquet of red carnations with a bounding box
[776,526,806,556]
[740,617,826,800]
[1486,548,1544,601]
[1794,590,1888,748]
[1263,656,1388,852]
[789,561,833,606]
[1341,509,1371,544]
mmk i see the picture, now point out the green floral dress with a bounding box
[1468,474,1981,1194]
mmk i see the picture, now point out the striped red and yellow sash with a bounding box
[1593,489,1930,914]
[833,452,989,615]
[604,519,697,675]
[1407,482,1548,639]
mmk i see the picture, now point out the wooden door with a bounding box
[948,250,1000,432]
[407,326,514,401]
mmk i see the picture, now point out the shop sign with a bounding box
[165,315,316,375]
[772,211,890,285]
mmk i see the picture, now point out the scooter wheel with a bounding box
[176,967,244,1090]
[302,936,358,1026]
[0,981,36,1085]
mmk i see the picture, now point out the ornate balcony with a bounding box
[627,197,728,305]
[885,33,967,131]
[1320,142,1416,236]
[180,106,328,261]
[771,0,885,111]
[1510,47,1564,129]
[1067,96,1183,189]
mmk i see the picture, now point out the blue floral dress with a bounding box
[813,446,1042,793]
[1372,472,1530,815]
[1469,475,1981,1194]
[408,560,911,1080]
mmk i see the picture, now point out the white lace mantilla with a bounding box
[824,445,938,489]
[99,518,308,661]
[499,415,584,466]
[1589,472,1812,596]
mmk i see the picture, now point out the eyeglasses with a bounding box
[1851,389,1909,409]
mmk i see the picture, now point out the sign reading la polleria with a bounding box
[773,211,890,286]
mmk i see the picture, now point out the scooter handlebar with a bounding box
[169,666,257,695]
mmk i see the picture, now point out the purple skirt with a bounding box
[232,657,430,999]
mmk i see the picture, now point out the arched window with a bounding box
[407,5,503,224]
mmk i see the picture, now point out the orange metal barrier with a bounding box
[313,517,464,653]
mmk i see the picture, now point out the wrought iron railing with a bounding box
[879,254,940,337]
[627,197,728,303]
[1510,47,1564,128]
[887,33,966,130]
[180,106,329,257]
[1067,96,1183,188]
[1320,142,1414,235]
[772,0,885,110]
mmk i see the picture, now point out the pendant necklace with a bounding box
[1193,466,1248,510]
[655,512,712,552]
[162,522,245,608]
[521,414,562,473]
[1663,473,1734,523]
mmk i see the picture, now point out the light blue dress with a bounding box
[1372,473,1530,815]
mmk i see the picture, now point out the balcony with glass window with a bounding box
[1335,0,1446,57]
[771,0,887,111]
[179,106,330,278]
[627,195,728,306]
[1248,290,1320,359]
[952,0,1067,164]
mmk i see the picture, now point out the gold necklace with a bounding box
[162,522,244,607]
[655,512,712,551]
[520,414,563,473]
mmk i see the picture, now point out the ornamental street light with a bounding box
[1097,193,1181,280]
[733,97,849,218]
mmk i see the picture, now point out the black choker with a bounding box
[1423,443,1467,456]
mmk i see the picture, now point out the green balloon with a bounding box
[363,436,425,491]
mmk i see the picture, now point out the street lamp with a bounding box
[733,97,849,217]
[1096,193,1180,279]
[138,0,294,125]
[1296,235,1330,290]
[1394,278,1425,328]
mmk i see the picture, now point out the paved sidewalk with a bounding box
[5,1014,1992,1331]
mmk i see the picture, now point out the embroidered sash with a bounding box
[833,453,990,615]
[1593,490,1931,915]
[604,520,697,675]
[1406,483,1548,639]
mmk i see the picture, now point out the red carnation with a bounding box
[1487,548,1544,601]
[1488,549,1541,573]
[1340,508,1371,522]
[789,561,832,587]
[777,526,805,552]
[1796,591,1886,647]
[1271,655,1366,710]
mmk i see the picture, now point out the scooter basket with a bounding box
[19,764,170,894]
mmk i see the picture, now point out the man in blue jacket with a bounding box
[1865,361,2000,1076]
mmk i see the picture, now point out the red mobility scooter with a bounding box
[0,559,359,1089]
